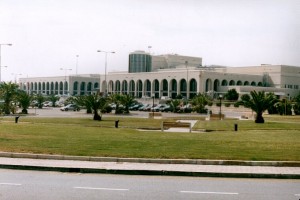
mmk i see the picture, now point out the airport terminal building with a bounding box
[19,51,300,99]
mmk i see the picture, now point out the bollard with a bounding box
[234,123,238,131]
[15,116,20,123]
[115,120,119,128]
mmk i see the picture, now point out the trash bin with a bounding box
[15,116,20,123]
[115,120,119,128]
[234,123,238,131]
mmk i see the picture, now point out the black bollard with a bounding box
[15,116,20,123]
[115,120,119,128]
[234,123,238,131]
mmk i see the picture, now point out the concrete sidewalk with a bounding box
[0,152,299,179]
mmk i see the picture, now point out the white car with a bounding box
[60,104,80,111]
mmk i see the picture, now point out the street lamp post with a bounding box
[60,68,72,95]
[76,55,79,75]
[0,43,12,82]
[219,94,223,120]
[152,94,155,118]
[97,50,115,96]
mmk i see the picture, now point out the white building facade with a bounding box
[19,53,300,99]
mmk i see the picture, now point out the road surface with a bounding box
[0,169,299,200]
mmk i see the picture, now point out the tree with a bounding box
[48,94,59,107]
[225,89,239,101]
[74,93,106,120]
[0,82,19,114]
[275,98,292,115]
[17,90,32,114]
[119,94,136,114]
[241,91,278,123]
[35,94,45,109]
[293,93,300,115]
[108,93,123,114]
[168,99,181,113]
[191,93,208,113]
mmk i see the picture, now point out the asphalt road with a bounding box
[0,169,299,200]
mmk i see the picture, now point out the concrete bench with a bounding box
[206,114,225,120]
[161,121,191,132]
[149,112,162,119]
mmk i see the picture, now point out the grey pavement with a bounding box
[0,152,299,179]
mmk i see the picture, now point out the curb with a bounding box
[1,151,300,167]
[0,164,299,179]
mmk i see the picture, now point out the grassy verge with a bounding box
[0,115,299,161]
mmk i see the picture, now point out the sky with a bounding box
[0,0,299,82]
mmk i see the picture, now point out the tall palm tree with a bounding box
[241,91,278,123]
[0,82,19,114]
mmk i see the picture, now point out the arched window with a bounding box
[122,80,128,94]
[190,79,197,99]
[137,80,143,98]
[237,80,242,86]
[80,82,86,95]
[171,79,178,99]
[221,80,228,86]
[129,80,135,97]
[229,80,235,86]
[205,79,212,92]
[115,80,121,94]
[144,79,151,97]
[214,79,220,92]
[161,79,168,97]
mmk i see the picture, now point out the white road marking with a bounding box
[180,191,239,195]
[74,187,129,191]
[0,183,22,186]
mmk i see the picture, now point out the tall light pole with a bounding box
[60,68,72,95]
[0,43,12,82]
[219,94,223,120]
[76,55,79,75]
[185,61,189,103]
[97,50,115,96]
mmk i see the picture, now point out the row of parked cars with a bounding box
[129,103,172,112]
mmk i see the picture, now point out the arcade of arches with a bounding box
[20,78,262,99]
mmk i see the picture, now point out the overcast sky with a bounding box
[0,0,299,81]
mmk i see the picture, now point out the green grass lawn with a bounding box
[0,115,299,161]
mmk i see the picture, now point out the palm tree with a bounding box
[191,93,208,113]
[83,93,106,120]
[120,94,136,114]
[0,82,19,114]
[241,91,278,123]
[17,90,32,114]
[108,93,123,114]
[35,94,45,109]
[48,94,59,107]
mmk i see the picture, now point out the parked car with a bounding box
[138,104,150,111]
[129,103,143,111]
[60,104,80,111]
[160,105,172,112]
[151,104,167,112]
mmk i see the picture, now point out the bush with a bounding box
[225,103,231,107]
[234,102,240,107]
